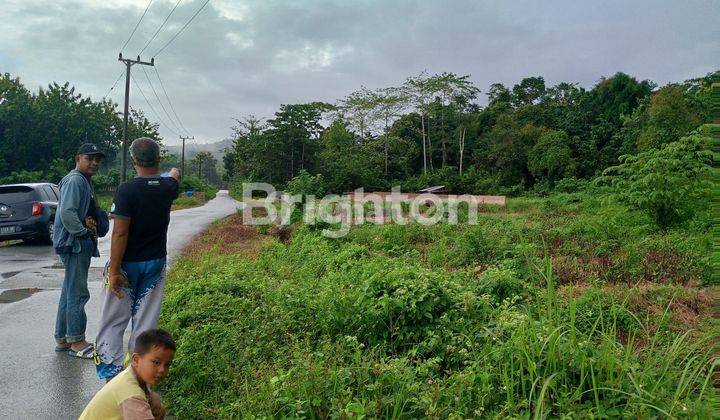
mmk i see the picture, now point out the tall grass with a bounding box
[160,200,716,418]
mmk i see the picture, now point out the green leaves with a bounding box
[600,134,713,229]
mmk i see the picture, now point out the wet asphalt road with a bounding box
[0,190,242,419]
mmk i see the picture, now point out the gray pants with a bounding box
[94,257,166,379]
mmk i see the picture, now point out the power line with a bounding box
[153,65,190,136]
[130,73,180,137]
[153,0,211,58]
[103,70,125,99]
[140,65,184,135]
[138,0,183,57]
[120,0,155,54]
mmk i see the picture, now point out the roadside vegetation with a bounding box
[159,73,718,418]
[160,174,716,417]
[93,175,217,213]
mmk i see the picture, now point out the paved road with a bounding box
[0,190,241,419]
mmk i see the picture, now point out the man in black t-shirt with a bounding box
[94,137,181,381]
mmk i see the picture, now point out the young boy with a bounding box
[80,329,175,420]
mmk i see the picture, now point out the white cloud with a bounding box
[226,32,254,49]
[213,0,250,21]
[274,43,354,72]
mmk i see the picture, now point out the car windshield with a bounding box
[0,186,35,203]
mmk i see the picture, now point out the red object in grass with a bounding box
[31,202,42,216]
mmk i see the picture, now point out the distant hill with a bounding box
[164,138,233,160]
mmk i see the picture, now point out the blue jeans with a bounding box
[54,238,93,344]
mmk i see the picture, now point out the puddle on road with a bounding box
[0,288,43,304]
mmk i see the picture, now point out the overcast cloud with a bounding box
[1,0,718,145]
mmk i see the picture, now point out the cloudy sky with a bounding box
[2,0,718,145]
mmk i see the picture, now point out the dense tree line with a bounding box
[0,73,161,184]
[225,70,717,195]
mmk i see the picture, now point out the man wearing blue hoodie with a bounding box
[53,143,109,358]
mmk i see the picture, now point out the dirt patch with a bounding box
[558,282,718,339]
[266,225,293,243]
[641,249,694,284]
[180,213,266,259]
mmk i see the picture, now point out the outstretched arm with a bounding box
[168,167,181,182]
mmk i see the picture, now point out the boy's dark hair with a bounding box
[134,329,176,355]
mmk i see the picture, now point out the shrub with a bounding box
[180,175,218,200]
[598,134,713,229]
[285,169,326,198]
[159,193,715,418]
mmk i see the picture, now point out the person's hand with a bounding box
[169,167,181,181]
[148,392,166,420]
[107,271,129,299]
[85,216,97,231]
[85,216,97,239]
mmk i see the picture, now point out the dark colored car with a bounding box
[0,183,59,245]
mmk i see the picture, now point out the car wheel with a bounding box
[41,219,54,245]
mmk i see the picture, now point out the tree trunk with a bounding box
[441,100,446,167]
[289,141,294,179]
[427,116,433,171]
[421,114,427,175]
[459,126,466,176]
[384,115,389,177]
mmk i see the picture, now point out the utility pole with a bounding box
[118,53,154,182]
[179,135,193,177]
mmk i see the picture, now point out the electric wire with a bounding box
[140,65,185,135]
[138,0,183,57]
[153,65,191,136]
[152,0,211,58]
[130,74,180,137]
[119,0,155,54]
[103,71,125,100]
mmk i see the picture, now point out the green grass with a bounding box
[159,192,716,418]
[96,192,205,213]
[172,196,202,210]
[96,192,113,212]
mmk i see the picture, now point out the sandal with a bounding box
[67,343,95,359]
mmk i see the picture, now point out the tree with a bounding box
[636,85,705,151]
[404,72,433,174]
[189,151,219,185]
[369,87,409,177]
[0,73,159,183]
[422,73,480,168]
[317,121,384,193]
[599,134,712,229]
[483,115,544,187]
[339,88,377,141]
[511,76,546,107]
[268,102,334,179]
[527,130,576,186]
[589,73,654,168]
[224,115,265,180]
[487,83,513,108]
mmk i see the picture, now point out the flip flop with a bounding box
[67,343,95,359]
